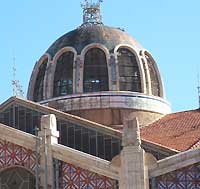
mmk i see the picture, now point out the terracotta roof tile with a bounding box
[141,109,200,152]
[190,140,200,150]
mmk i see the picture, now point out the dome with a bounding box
[46,25,143,56]
[28,24,164,100]
[27,2,171,128]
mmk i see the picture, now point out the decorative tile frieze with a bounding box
[60,161,117,189]
[0,139,36,173]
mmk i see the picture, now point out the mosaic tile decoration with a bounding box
[0,139,36,173]
[154,163,200,189]
[60,162,117,189]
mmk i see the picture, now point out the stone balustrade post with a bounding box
[119,117,149,189]
[38,114,59,189]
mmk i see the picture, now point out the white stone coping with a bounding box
[149,147,200,178]
[52,143,119,180]
[40,91,171,114]
[0,123,36,150]
[0,123,119,180]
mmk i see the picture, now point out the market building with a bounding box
[0,1,200,188]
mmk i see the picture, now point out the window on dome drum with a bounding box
[145,53,160,97]
[33,59,47,102]
[83,48,109,92]
[53,51,74,97]
[117,48,141,92]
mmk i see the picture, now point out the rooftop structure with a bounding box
[81,0,103,25]
[27,1,170,128]
[1,2,200,189]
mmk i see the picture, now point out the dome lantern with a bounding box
[81,0,103,26]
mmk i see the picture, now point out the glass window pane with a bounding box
[61,124,68,146]
[97,133,105,159]
[68,126,75,148]
[82,128,89,153]
[105,137,112,161]
[33,59,48,102]
[112,138,121,158]
[75,126,82,151]
[117,48,141,92]
[145,53,160,96]
[84,48,109,92]
[89,130,97,156]
[0,103,122,161]
[53,52,74,97]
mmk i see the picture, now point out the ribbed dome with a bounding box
[28,23,166,102]
[46,25,143,56]
[27,3,171,128]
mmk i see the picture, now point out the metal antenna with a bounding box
[12,57,24,98]
[81,0,103,26]
[12,56,17,96]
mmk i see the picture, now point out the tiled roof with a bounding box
[141,109,200,152]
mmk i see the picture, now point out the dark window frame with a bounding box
[53,51,74,97]
[117,48,142,92]
[0,103,122,161]
[145,52,161,97]
[33,59,48,102]
[83,48,109,92]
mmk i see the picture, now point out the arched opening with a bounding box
[145,52,161,97]
[117,48,141,92]
[0,167,35,189]
[33,58,47,102]
[53,51,74,97]
[83,48,109,92]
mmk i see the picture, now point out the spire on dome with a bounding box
[81,0,103,26]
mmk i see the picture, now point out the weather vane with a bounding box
[81,0,103,25]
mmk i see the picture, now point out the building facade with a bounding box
[0,1,200,189]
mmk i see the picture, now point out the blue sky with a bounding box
[0,0,199,112]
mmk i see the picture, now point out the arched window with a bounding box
[83,48,109,92]
[117,48,141,92]
[0,167,35,188]
[53,51,74,97]
[145,52,160,96]
[33,59,47,102]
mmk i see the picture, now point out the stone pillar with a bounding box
[39,114,59,189]
[119,117,149,189]
[109,54,117,91]
[45,60,53,99]
[75,55,83,93]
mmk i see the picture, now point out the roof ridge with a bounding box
[171,108,200,115]
[146,108,200,126]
